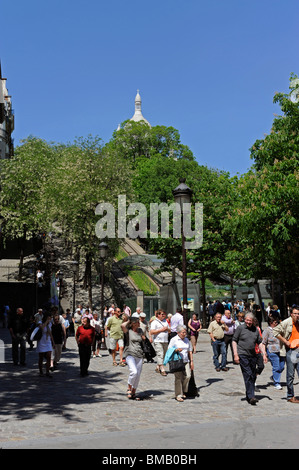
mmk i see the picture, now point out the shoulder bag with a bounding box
[168,350,185,373]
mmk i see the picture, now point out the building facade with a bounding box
[0,63,14,159]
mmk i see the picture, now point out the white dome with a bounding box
[130,90,151,127]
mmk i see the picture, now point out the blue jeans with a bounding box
[211,339,227,369]
[267,349,285,386]
[286,349,299,399]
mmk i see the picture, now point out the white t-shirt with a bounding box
[91,318,102,333]
[150,318,169,343]
[168,335,192,363]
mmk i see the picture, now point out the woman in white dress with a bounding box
[33,313,55,377]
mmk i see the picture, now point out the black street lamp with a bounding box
[99,242,108,350]
[172,178,193,327]
[99,241,109,260]
[71,260,79,314]
[34,256,40,314]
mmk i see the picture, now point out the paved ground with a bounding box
[1,326,299,450]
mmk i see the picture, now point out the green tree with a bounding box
[150,125,194,160]
[52,136,133,305]
[223,76,299,314]
[134,155,234,326]
[223,160,299,315]
[133,155,199,208]
[105,121,195,168]
[250,74,299,170]
[0,137,58,278]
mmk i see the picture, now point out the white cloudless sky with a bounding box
[2,0,298,175]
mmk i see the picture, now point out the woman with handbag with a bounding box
[168,325,194,402]
[121,316,146,400]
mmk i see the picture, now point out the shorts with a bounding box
[109,337,124,350]
[154,342,168,365]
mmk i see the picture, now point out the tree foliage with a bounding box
[1,74,298,312]
[0,136,57,241]
[105,121,195,168]
[223,75,299,310]
[250,74,299,170]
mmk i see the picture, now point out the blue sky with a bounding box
[1,0,298,175]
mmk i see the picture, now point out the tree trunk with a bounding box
[230,276,234,304]
[83,253,93,307]
[282,281,287,320]
[172,267,181,307]
[201,271,207,328]
[18,232,26,281]
[254,279,264,322]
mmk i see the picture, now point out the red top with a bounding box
[76,325,95,345]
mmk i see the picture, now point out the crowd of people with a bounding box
[206,300,299,405]
[5,299,299,405]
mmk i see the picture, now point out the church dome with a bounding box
[130,90,151,127]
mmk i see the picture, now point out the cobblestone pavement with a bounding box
[1,326,299,449]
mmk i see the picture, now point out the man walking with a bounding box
[169,307,184,341]
[150,309,170,375]
[73,308,82,337]
[273,305,299,403]
[8,307,30,366]
[105,307,125,366]
[232,312,267,405]
[222,309,236,363]
[207,312,229,371]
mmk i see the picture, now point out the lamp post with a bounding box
[71,260,79,314]
[34,257,39,314]
[172,178,192,327]
[57,270,63,315]
[99,242,108,350]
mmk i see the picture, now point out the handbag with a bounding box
[141,337,156,360]
[168,350,185,373]
[31,326,43,342]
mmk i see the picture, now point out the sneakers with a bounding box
[274,384,282,390]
